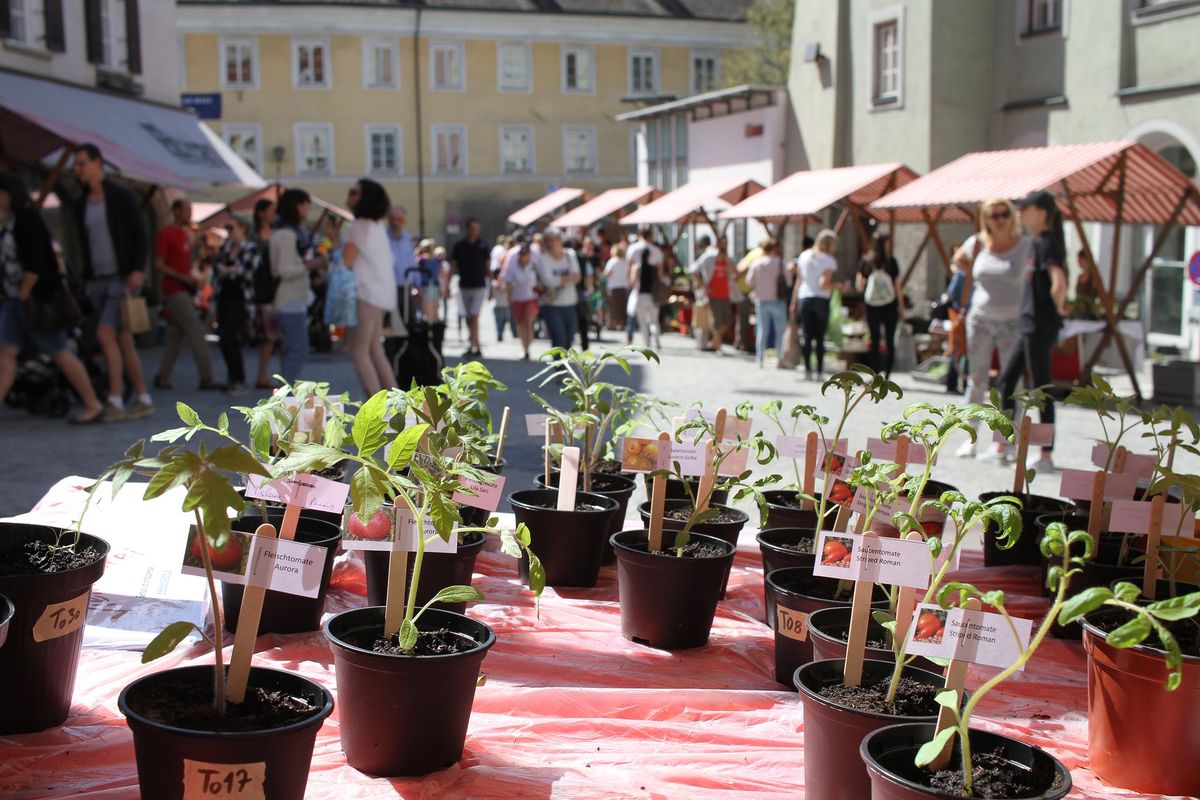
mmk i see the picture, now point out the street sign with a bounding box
[1188,250,1200,287]
[181,93,222,120]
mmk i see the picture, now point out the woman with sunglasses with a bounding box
[951,196,1030,460]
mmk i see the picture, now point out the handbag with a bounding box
[692,300,713,331]
[948,238,982,358]
[120,295,152,335]
[651,276,670,306]
[24,275,83,333]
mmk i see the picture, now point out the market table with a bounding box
[0,481,1182,800]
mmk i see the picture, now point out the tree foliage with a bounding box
[723,0,794,88]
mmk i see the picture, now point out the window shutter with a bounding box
[44,0,65,52]
[0,0,11,40]
[125,0,142,73]
[84,0,103,64]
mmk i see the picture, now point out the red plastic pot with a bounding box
[1082,609,1200,795]
[806,607,944,675]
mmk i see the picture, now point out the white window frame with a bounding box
[220,35,259,90]
[7,0,45,48]
[429,40,465,92]
[98,0,127,70]
[1132,0,1200,24]
[362,39,399,90]
[432,124,468,176]
[223,123,263,174]
[561,44,595,95]
[294,123,334,177]
[364,123,402,176]
[499,124,535,174]
[867,6,904,110]
[690,49,721,95]
[292,37,331,90]
[496,41,531,93]
[1019,0,1065,36]
[628,48,660,96]
[562,125,597,175]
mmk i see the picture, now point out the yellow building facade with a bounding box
[177,1,752,240]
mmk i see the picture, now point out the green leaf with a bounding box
[208,445,270,477]
[387,423,429,471]
[273,442,346,475]
[143,457,195,500]
[397,618,419,651]
[1146,591,1200,621]
[1112,581,1142,604]
[350,466,389,523]
[526,551,546,596]
[428,490,459,540]
[150,426,192,444]
[499,528,522,558]
[1107,615,1153,648]
[914,727,958,768]
[352,390,390,458]
[933,689,960,712]
[872,609,897,634]
[141,621,200,663]
[176,402,201,428]
[1058,586,1115,624]
[429,585,485,605]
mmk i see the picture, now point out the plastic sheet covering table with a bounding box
[0,481,1188,799]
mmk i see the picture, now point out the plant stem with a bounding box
[404,496,430,625]
[193,509,226,715]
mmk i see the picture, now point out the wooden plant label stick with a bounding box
[854,508,868,534]
[557,447,580,511]
[802,431,818,509]
[1012,415,1032,495]
[1144,495,1165,601]
[928,597,982,771]
[894,434,910,472]
[384,502,413,637]
[648,431,670,552]
[842,531,879,687]
[311,402,325,445]
[494,405,511,465]
[278,501,302,542]
[544,420,554,487]
[694,408,727,515]
[834,504,852,532]
[892,532,925,643]
[226,523,278,704]
[1113,445,1129,474]
[1088,471,1107,538]
[582,424,593,493]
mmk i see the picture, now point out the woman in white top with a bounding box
[534,229,581,350]
[341,179,398,397]
[952,197,1030,460]
[503,243,540,360]
[746,239,787,369]
[791,229,838,379]
[604,241,629,331]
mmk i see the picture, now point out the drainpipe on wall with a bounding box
[413,5,426,237]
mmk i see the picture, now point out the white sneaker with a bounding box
[977,448,1008,463]
[955,440,975,458]
[1027,454,1055,473]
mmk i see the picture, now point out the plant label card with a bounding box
[244,472,349,515]
[182,758,266,800]
[1090,443,1156,480]
[180,526,253,584]
[282,397,344,433]
[620,437,671,473]
[1108,499,1189,535]
[775,436,848,460]
[245,537,327,599]
[812,531,930,589]
[994,423,1054,448]
[396,507,459,554]
[668,441,708,477]
[1059,469,1138,501]
[865,437,932,465]
[340,507,400,551]
[905,604,1032,671]
[684,409,754,440]
[452,475,505,512]
[717,445,751,477]
[525,413,549,436]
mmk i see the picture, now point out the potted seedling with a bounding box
[98,403,334,800]
[281,389,543,776]
[239,377,355,486]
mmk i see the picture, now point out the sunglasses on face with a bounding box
[987,210,1011,220]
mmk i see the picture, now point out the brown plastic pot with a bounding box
[535,471,636,564]
[0,593,12,649]
[760,490,836,531]
[806,607,944,676]
[510,489,619,587]
[1081,609,1200,795]
[860,722,1072,800]
[756,528,816,627]
[637,499,748,596]
[324,606,494,775]
[765,567,888,686]
[795,659,948,800]
[980,492,1072,567]
[611,528,735,650]
[363,531,486,614]
[0,522,109,734]
[118,665,333,800]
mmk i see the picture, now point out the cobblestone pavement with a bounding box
[1,308,1191,522]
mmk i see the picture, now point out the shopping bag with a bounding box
[120,295,151,334]
[692,301,713,332]
[778,322,801,369]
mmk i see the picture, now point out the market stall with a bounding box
[507,187,589,230]
[618,176,764,248]
[549,186,662,231]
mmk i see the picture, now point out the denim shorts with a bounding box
[88,276,126,330]
[0,298,68,355]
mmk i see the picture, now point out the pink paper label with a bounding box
[245,473,349,514]
[667,442,708,477]
[812,531,930,589]
[906,605,1032,670]
[775,436,849,460]
[865,437,930,464]
[994,423,1053,448]
[1107,499,1189,535]
[452,475,505,512]
[717,445,750,477]
[1058,469,1138,501]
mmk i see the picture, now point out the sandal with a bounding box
[70,407,104,425]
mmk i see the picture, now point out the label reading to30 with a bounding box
[32,592,89,642]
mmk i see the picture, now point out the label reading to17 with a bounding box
[183,760,266,799]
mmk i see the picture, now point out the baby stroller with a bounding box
[387,267,445,388]
[5,333,106,417]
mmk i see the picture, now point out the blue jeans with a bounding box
[277,311,308,382]
[541,304,578,350]
[755,300,787,367]
[494,305,511,340]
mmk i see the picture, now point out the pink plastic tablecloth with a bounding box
[0,535,1186,799]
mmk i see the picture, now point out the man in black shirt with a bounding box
[450,218,490,359]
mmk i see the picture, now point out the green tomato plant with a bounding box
[1065,373,1143,473]
[235,378,355,462]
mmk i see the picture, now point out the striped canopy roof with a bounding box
[619,177,764,226]
[508,187,586,227]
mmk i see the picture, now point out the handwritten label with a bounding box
[245,538,327,599]
[621,437,670,474]
[32,591,89,642]
[396,508,459,554]
[667,442,708,477]
[776,607,809,642]
[865,437,931,465]
[245,472,349,514]
[684,409,753,440]
[452,474,505,512]
[182,759,266,799]
[1059,469,1138,501]
[775,436,848,460]
[1108,499,1189,535]
[906,605,1032,670]
[812,531,930,589]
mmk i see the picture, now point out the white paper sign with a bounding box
[526,413,550,436]
[668,442,708,477]
[245,538,327,598]
[1059,469,1138,501]
[774,436,849,460]
[396,507,459,553]
[812,531,930,589]
[244,472,349,514]
[906,605,1032,670]
[1108,499,1190,535]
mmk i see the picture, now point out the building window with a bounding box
[293,38,329,88]
[869,7,904,108]
[366,124,401,175]
[430,41,465,91]
[563,126,597,174]
[1024,0,1062,34]
[221,36,257,89]
[224,124,262,174]
[432,124,467,175]
[497,42,531,92]
[1132,0,1200,23]
[6,0,44,47]
[691,50,720,94]
[363,39,397,89]
[562,45,594,94]
[629,49,659,95]
[98,0,127,69]
[295,123,333,176]
[499,125,533,174]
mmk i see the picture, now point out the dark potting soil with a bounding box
[592,459,625,476]
[772,571,855,602]
[344,627,478,656]
[134,678,319,732]
[525,499,610,513]
[313,464,345,480]
[770,495,812,510]
[926,748,1056,799]
[1090,610,1200,657]
[665,506,742,524]
[776,537,815,554]
[816,676,940,716]
[0,540,102,576]
[649,541,728,559]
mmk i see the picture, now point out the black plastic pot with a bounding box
[119,665,333,800]
[481,455,508,475]
[535,471,637,564]
[0,522,109,734]
[0,593,12,649]
[981,492,1072,567]
[795,659,946,800]
[760,490,836,531]
[611,528,735,650]
[641,474,729,505]
[756,528,817,627]
[766,567,888,686]
[510,489,619,588]
[806,607,944,675]
[223,512,342,634]
[363,531,486,614]
[637,498,748,596]
[324,606,494,776]
[237,487,344,529]
[860,722,1072,800]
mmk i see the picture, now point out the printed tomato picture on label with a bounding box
[826,479,854,507]
[914,609,947,644]
[187,530,246,572]
[347,507,394,541]
[821,536,853,568]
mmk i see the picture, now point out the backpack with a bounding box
[864,267,896,307]
[252,236,280,304]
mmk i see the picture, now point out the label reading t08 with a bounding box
[182,759,266,799]
[776,606,809,642]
